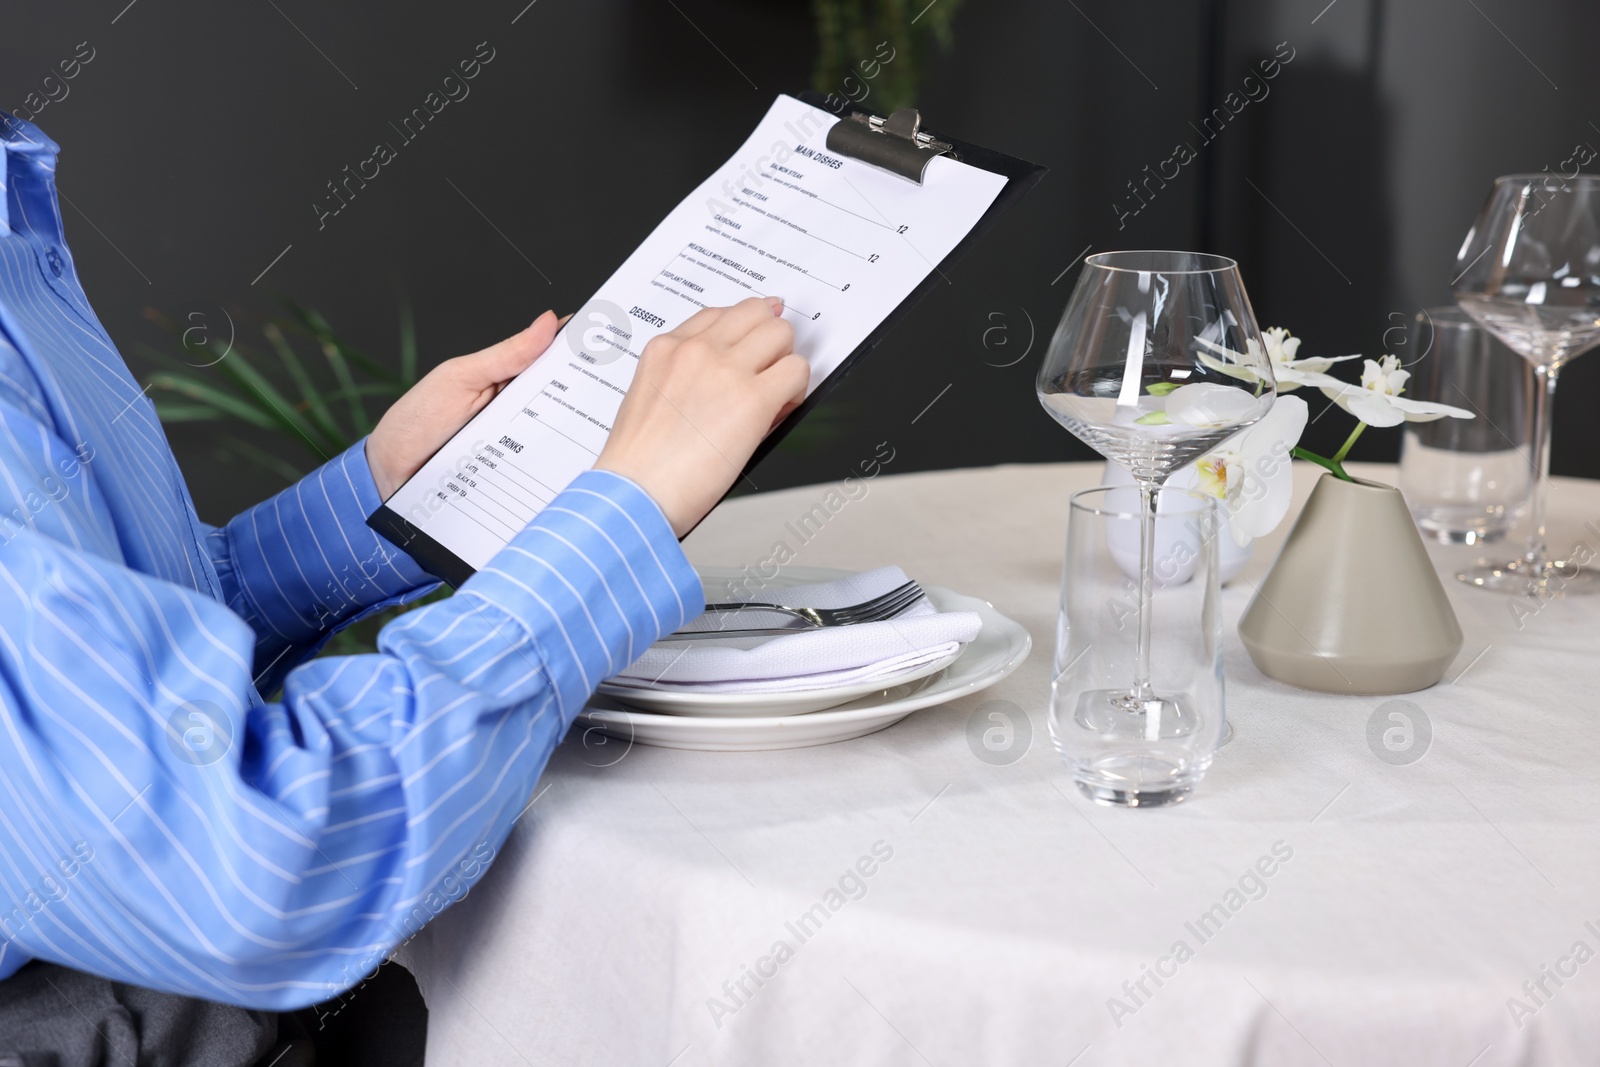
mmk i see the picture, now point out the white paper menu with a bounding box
[380,94,1008,571]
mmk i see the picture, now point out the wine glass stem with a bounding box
[1133,483,1157,703]
[1523,363,1559,569]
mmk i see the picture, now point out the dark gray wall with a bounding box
[3,0,1597,524]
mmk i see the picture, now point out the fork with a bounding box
[661,580,926,641]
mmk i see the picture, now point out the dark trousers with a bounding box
[0,961,306,1067]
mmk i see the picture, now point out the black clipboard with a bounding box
[368,92,1046,588]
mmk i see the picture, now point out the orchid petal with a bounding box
[1320,382,1352,407]
[1345,390,1407,427]
[1243,394,1309,458]
[1383,394,1476,422]
[1194,338,1264,384]
[1228,396,1306,538]
[1293,353,1362,373]
[1199,395,1307,547]
[1277,366,1349,391]
[1165,382,1262,429]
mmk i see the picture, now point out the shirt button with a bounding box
[45,250,64,277]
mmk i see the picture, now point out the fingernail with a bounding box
[765,295,784,314]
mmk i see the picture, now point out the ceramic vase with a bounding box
[1237,473,1462,694]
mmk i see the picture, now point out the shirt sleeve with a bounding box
[0,395,704,1009]
[202,440,440,694]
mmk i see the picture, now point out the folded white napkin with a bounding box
[607,566,982,694]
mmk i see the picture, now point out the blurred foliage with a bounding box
[142,299,448,659]
[811,0,963,114]
[141,298,419,475]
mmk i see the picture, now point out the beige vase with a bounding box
[1237,473,1463,694]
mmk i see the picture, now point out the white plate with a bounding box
[596,568,968,717]
[597,634,964,718]
[576,569,1031,751]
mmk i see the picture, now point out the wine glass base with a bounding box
[1421,526,1511,547]
[1456,557,1600,597]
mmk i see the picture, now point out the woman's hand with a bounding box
[366,310,562,500]
[596,296,807,536]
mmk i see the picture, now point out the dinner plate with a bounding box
[596,623,965,717]
[575,568,1031,751]
[596,567,973,716]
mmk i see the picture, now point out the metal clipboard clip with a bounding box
[824,108,956,185]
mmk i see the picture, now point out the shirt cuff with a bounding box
[224,438,436,645]
[458,469,704,720]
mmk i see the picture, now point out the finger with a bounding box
[704,296,784,346]
[757,352,810,410]
[729,315,796,371]
[460,310,560,385]
[664,305,725,341]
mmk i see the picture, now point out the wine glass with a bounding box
[1037,251,1274,731]
[1453,174,1600,595]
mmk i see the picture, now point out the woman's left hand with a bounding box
[366,310,563,499]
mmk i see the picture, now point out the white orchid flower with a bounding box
[1196,327,1359,392]
[1166,381,1263,427]
[1320,355,1475,428]
[1194,395,1309,546]
[1133,381,1263,429]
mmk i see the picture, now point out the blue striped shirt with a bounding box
[0,114,703,1008]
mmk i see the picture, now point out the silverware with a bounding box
[661,580,925,642]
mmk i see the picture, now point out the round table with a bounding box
[397,462,1600,1066]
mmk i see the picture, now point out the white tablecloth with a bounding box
[396,462,1600,1066]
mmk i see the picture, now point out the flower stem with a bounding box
[1331,422,1368,464]
[1291,446,1353,482]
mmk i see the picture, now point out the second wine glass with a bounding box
[1037,250,1274,726]
[1453,173,1600,595]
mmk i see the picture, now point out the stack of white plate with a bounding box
[577,567,1031,752]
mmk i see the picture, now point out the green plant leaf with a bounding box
[319,338,372,437]
[262,322,343,446]
[280,299,397,384]
[1134,411,1170,425]
[147,372,281,430]
[219,432,311,485]
[344,383,409,400]
[278,299,386,435]
[151,402,227,422]
[212,345,340,459]
[145,296,415,485]
[1146,381,1179,396]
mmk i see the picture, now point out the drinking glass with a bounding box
[1453,174,1600,594]
[1037,251,1272,721]
[1399,307,1534,545]
[1050,486,1224,806]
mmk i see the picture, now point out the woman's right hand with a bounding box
[594,296,809,537]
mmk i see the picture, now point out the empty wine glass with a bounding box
[1453,174,1600,595]
[1037,251,1273,732]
